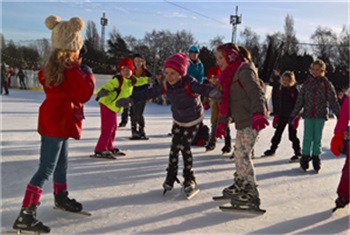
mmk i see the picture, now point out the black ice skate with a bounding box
[289,155,301,163]
[183,171,200,199]
[213,173,243,201]
[300,155,311,171]
[332,196,349,212]
[205,139,216,152]
[162,168,180,195]
[261,149,275,158]
[12,204,50,234]
[111,148,126,156]
[311,155,321,173]
[54,190,90,216]
[90,150,116,160]
[219,183,266,214]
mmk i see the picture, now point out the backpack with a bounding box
[191,123,210,146]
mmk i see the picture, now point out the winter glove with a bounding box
[116,97,134,108]
[209,89,222,103]
[97,88,109,98]
[252,113,269,131]
[80,64,93,74]
[288,115,300,129]
[330,133,344,156]
[203,102,210,110]
[272,114,279,128]
[215,122,227,139]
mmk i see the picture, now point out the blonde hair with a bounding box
[43,49,79,87]
[281,71,296,86]
[311,59,326,75]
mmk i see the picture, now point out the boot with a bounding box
[13,204,50,233]
[334,196,349,210]
[300,155,311,171]
[131,123,140,139]
[312,155,321,173]
[163,168,180,191]
[221,136,232,154]
[222,172,244,198]
[54,190,82,212]
[139,126,146,139]
[183,170,198,194]
[205,138,216,151]
[230,182,261,209]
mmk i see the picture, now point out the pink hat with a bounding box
[208,66,221,79]
[163,53,190,77]
[119,58,135,73]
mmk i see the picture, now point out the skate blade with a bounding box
[212,196,231,201]
[5,231,45,235]
[89,154,116,160]
[219,205,266,215]
[129,137,149,140]
[53,206,91,216]
[185,188,200,200]
[113,152,126,156]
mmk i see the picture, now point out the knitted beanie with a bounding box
[119,58,135,73]
[208,66,221,79]
[45,15,85,51]
[163,53,190,77]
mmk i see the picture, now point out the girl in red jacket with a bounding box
[12,16,95,234]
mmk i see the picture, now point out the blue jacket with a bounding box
[131,75,217,127]
[187,59,204,83]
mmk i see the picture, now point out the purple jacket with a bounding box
[131,75,217,127]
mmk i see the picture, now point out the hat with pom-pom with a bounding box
[45,15,85,51]
[163,53,190,77]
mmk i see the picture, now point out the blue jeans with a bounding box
[29,135,69,187]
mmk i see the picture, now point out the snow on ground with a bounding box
[1,88,349,235]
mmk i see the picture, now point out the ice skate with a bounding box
[162,168,180,195]
[12,204,50,234]
[300,155,311,171]
[213,173,243,201]
[220,183,266,214]
[332,196,349,213]
[311,155,321,173]
[261,149,275,158]
[90,150,116,160]
[289,154,301,163]
[205,139,216,152]
[221,137,232,154]
[54,190,84,214]
[183,171,200,199]
[111,148,126,156]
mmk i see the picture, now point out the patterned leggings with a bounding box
[234,127,259,185]
[167,123,200,176]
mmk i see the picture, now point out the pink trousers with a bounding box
[95,103,118,152]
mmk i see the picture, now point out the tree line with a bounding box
[1,14,349,90]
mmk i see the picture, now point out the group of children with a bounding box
[11,15,349,234]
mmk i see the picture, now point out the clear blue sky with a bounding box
[1,0,348,46]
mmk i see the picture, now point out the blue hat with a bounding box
[189,45,199,53]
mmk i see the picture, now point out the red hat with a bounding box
[163,53,189,77]
[208,66,220,79]
[119,58,134,73]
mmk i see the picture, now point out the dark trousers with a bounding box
[120,107,129,124]
[271,116,301,155]
[130,100,146,129]
[1,77,9,94]
[168,123,199,176]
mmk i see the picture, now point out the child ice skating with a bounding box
[92,58,149,159]
[213,43,268,213]
[203,66,232,154]
[290,59,340,173]
[116,53,221,199]
[12,15,95,233]
[330,90,350,211]
[263,71,301,162]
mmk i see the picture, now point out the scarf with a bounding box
[217,45,243,117]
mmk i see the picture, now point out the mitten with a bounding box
[97,88,109,98]
[330,133,344,156]
[116,97,134,108]
[80,64,92,74]
[203,102,210,110]
[252,113,269,131]
[209,89,222,103]
[215,123,227,139]
[272,114,279,128]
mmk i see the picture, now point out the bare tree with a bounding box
[209,36,224,51]
[239,27,263,66]
[282,14,299,55]
[311,26,338,67]
[337,25,350,67]
[34,38,51,66]
[85,20,100,51]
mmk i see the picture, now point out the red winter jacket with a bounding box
[38,65,95,140]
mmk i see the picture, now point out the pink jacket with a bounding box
[334,92,349,135]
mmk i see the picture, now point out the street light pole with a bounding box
[230,6,242,43]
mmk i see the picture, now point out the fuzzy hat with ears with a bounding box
[45,15,85,51]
